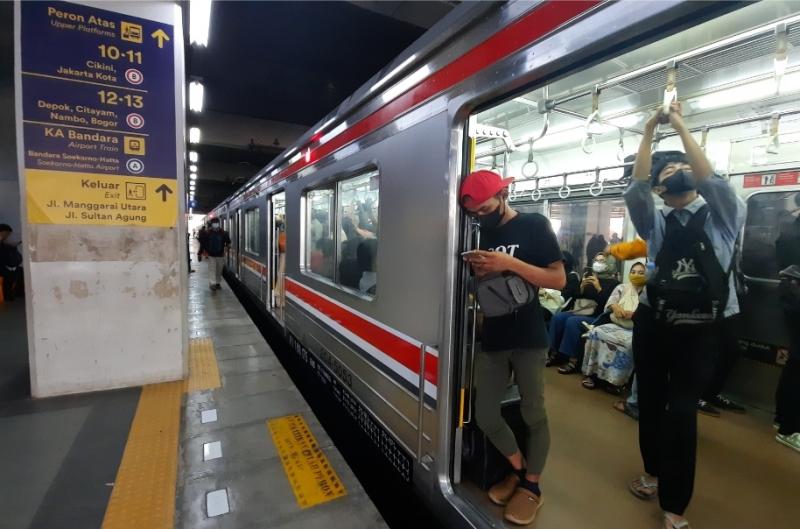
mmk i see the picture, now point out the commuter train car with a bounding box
[209,1,800,526]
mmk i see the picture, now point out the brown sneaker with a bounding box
[487,473,520,506]
[504,487,544,526]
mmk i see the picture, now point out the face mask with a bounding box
[592,261,607,273]
[629,273,647,287]
[478,202,504,230]
[658,169,696,195]
[211,223,219,229]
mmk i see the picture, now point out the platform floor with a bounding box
[174,258,386,529]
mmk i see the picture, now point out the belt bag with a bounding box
[477,273,537,317]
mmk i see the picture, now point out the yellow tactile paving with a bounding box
[101,381,183,529]
[184,337,222,393]
[268,414,347,509]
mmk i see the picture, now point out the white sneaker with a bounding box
[776,432,800,453]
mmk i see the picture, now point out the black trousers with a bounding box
[776,310,800,435]
[1,267,22,301]
[632,305,719,515]
[702,314,741,400]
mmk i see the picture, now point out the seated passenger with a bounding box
[546,252,620,372]
[357,238,378,295]
[581,262,647,393]
[560,250,581,309]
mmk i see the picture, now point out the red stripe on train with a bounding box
[266,0,599,186]
[286,280,439,387]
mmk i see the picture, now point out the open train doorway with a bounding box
[450,2,800,526]
[269,192,287,324]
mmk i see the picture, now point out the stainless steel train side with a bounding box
[206,1,788,526]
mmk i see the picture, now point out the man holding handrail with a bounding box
[623,101,746,529]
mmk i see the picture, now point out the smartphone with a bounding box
[583,266,593,277]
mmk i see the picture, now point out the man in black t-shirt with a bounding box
[461,170,565,526]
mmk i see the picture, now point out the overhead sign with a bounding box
[19,2,178,227]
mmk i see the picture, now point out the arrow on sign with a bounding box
[151,29,170,48]
[155,184,173,202]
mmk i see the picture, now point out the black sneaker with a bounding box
[709,395,746,414]
[697,399,721,418]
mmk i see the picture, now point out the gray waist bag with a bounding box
[477,273,537,317]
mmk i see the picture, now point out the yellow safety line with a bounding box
[268,414,347,508]
[22,71,149,92]
[184,337,221,393]
[23,119,149,137]
[103,338,222,528]
[101,381,183,529]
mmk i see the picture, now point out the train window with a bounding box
[742,191,800,279]
[337,169,380,296]
[304,168,380,296]
[549,199,627,274]
[306,187,336,280]
[244,207,260,254]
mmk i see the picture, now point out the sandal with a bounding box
[581,377,597,390]
[614,400,639,421]
[628,475,658,500]
[557,363,579,375]
[663,513,691,529]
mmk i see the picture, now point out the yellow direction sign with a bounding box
[26,169,177,227]
[151,29,170,48]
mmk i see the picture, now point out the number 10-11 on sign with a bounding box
[97,44,142,64]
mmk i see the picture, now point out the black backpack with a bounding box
[647,205,729,326]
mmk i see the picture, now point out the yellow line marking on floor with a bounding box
[268,414,347,508]
[185,337,221,393]
[101,381,183,529]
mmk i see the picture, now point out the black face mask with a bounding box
[478,202,505,230]
[659,169,696,195]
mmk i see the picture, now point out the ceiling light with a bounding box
[189,127,201,143]
[190,173,197,181]
[189,81,204,112]
[190,0,212,46]
[189,151,198,162]
[189,181,196,187]
[189,164,198,172]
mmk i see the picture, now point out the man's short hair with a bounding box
[650,151,688,186]
[0,223,12,233]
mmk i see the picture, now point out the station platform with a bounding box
[0,260,386,529]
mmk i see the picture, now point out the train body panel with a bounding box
[209,1,800,526]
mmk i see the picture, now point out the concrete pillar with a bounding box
[14,1,187,397]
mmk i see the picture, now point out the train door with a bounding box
[268,191,287,325]
[447,2,800,522]
[235,209,243,277]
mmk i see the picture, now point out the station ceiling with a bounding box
[186,0,456,212]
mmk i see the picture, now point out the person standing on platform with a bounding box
[197,225,208,262]
[0,224,23,302]
[206,220,230,291]
[624,101,745,529]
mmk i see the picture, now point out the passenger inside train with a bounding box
[455,3,800,528]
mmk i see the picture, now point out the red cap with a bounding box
[459,170,514,209]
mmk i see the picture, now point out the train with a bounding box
[207,1,800,526]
